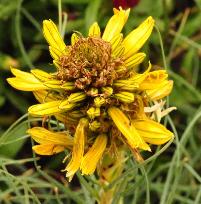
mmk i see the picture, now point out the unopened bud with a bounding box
[101,87,113,97]
[94,97,105,107]
[89,120,101,131]
[87,107,100,119]
[87,88,98,96]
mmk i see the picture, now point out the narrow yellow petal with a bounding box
[113,79,138,91]
[139,70,168,90]
[65,118,89,181]
[28,100,76,116]
[10,68,44,83]
[31,69,52,81]
[133,119,174,145]
[53,60,60,69]
[129,61,152,84]
[33,90,61,103]
[33,144,65,155]
[7,68,53,91]
[110,33,123,53]
[146,80,173,100]
[102,8,130,42]
[59,93,86,110]
[49,46,63,60]
[27,127,73,146]
[108,107,151,151]
[43,19,66,53]
[7,78,47,91]
[114,91,135,103]
[67,92,86,103]
[81,134,107,175]
[123,16,154,59]
[112,45,125,57]
[124,53,146,69]
[10,68,32,78]
[88,22,101,37]
[71,33,80,45]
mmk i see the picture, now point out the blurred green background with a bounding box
[0,0,201,203]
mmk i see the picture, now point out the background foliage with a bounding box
[0,0,201,203]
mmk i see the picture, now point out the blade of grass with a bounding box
[184,163,201,183]
[16,0,34,68]
[160,106,201,204]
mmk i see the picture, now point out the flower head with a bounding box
[7,7,174,181]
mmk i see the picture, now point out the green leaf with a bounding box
[0,122,28,158]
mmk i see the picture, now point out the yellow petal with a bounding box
[123,16,154,59]
[129,61,152,84]
[114,91,135,103]
[55,113,79,125]
[27,127,73,146]
[33,144,65,155]
[10,67,33,79]
[146,80,173,100]
[43,19,66,54]
[113,79,138,91]
[112,45,124,57]
[31,69,52,81]
[124,53,146,69]
[7,68,53,91]
[88,22,101,37]
[133,95,147,120]
[53,60,61,69]
[108,107,151,151]
[28,100,76,116]
[139,70,168,90]
[31,70,75,90]
[102,8,130,42]
[133,119,174,145]
[65,118,89,181]
[71,33,80,45]
[49,46,63,60]
[7,78,47,91]
[33,90,61,103]
[81,134,107,175]
[110,33,123,53]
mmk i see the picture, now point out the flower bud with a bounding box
[89,120,101,131]
[101,87,113,97]
[94,97,105,107]
[87,107,100,119]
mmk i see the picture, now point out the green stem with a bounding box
[58,0,62,34]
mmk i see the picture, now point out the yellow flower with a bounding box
[7,7,174,181]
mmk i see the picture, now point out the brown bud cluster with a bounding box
[58,37,123,89]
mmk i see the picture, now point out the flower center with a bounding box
[58,37,123,89]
